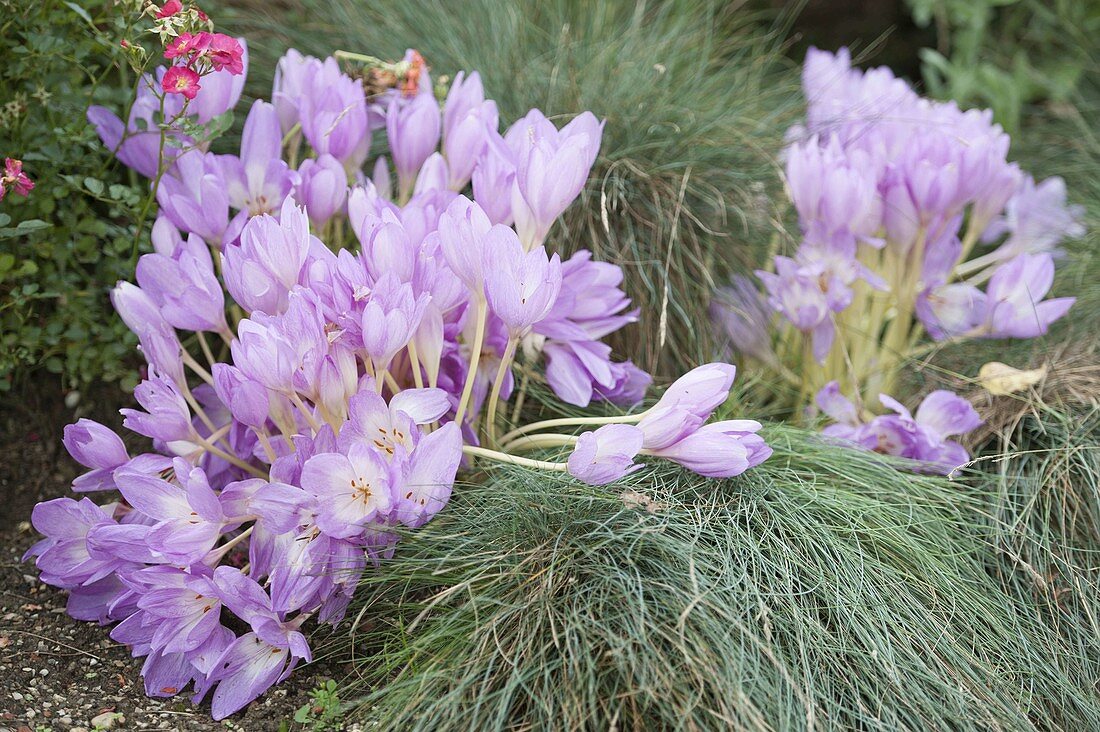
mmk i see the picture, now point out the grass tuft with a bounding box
[313,425,1099,731]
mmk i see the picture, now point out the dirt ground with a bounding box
[0,382,355,732]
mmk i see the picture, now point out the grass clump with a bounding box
[320,425,1099,731]
[224,0,797,376]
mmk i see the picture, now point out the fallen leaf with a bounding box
[979,361,1048,396]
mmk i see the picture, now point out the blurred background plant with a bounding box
[0,0,150,394]
[904,0,1099,134]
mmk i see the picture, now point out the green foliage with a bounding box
[315,425,1098,730]
[223,0,798,377]
[0,0,147,392]
[905,0,1100,133]
[293,679,344,731]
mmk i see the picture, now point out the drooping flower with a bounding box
[63,420,130,493]
[981,253,1075,339]
[567,424,644,485]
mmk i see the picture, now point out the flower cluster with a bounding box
[715,48,1083,474]
[35,41,770,719]
[1,157,34,201]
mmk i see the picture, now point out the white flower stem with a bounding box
[461,445,567,472]
[485,338,517,448]
[502,433,579,453]
[454,298,487,425]
[497,411,646,446]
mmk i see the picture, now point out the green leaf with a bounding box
[63,2,94,26]
[84,177,104,196]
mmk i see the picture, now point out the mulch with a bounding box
[0,383,355,732]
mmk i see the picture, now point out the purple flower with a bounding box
[204,567,311,720]
[338,387,450,458]
[982,175,1085,262]
[483,232,562,338]
[300,443,393,539]
[157,150,231,246]
[785,135,881,239]
[594,361,652,407]
[271,49,315,133]
[212,364,270,429]
[648,420,771,478]
[24,498,121,589]
[391,422,463,527]
[436,195,496,292]
[114,461,227,565]
[299,57,369,168]
[636,362,737,450]
[63,419,129,493]
[567,424,644,485]
[360,273,430,372]
[294,153,347,228]
[111,282,185,387]
[815,382,982,475]
[982,253,1074,338]
[757,256,839,362]
[120,372,196,446]
[387,92,442,200]
[471,130,517,225]
[230,315,300,394]
[222,199,312,315]
[510,109,602,248]
[916,282,986,341]
[136,247,228,334]
[221,100,296,218]
[443,71,498,190]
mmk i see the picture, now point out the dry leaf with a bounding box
[979,361,1047,396]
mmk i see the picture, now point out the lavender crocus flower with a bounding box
[648,420,771,478]
[360,274,430,372]
[567,424,644,485]
[221,100,296,218]
[114,461,227,565]
[443,71,498,190]
[300,443,393,539]
[205,567,311,720]
[24,497,122,589]
[510,109,602,249]
[815,382,981,475]
[483,232,562,338]
[157,150,231,246]
[136,246,228,334]
[982,253,1074,338]
[471,130,517,225]
[387,92,442,200]
[295,153,348,228]
[111,282,185,387]
[222,199,312,315]
[63,419,129,493]
[120,373,196,447]
[299,57,369,168]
